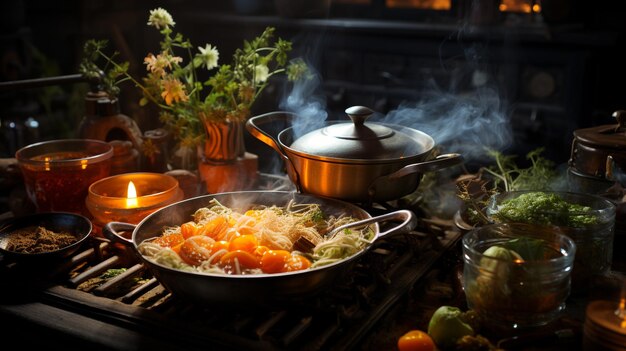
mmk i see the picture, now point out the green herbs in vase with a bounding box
[82,7,309,153]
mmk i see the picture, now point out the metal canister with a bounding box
[569,110,626,268]
[568,110,626,193]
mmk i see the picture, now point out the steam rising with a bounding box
[279,64,327,138]
[278,26,515,164]
[281,69,512,162]
[382,82,512,160]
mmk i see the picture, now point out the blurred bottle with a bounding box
[141,128,170,173]
[108,140,140,175]
[1,100,40,157]
[78,91,144,171]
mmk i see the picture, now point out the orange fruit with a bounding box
[178,235,215,266]
[397,330,435,351]
[260,249,291,273]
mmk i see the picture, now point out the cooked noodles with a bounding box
[137,199,374,275]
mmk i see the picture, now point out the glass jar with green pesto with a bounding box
[487,191,616,295]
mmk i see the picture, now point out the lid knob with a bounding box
[345,106,374,127]
[612,110,626,132]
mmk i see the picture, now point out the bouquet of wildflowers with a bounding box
[81,7,308,149]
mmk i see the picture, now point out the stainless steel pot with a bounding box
[246,106,463,203]
[103,191,416,306]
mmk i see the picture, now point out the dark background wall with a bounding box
[2,0,626,170]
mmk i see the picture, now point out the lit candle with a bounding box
[583,284,626,350]
[126,181,138,208]
[617,277,626,328]
[86,172,184,228]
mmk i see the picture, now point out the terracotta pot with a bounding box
[199,115,258,193]
[201,120,246,163]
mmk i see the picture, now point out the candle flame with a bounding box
[126,181,138,208]
[618,296,626,328]
[617,276,626,328]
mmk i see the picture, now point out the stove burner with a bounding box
[0,177,461,350]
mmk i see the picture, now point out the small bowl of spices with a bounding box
[0,212,92,261]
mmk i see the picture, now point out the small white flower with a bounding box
[147,8,175,29]
[254,64,269,83]
[198,44,219,70]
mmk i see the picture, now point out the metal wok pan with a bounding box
[103,191,416,306]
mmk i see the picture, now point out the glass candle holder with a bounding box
[583,299,626,351]
[462,222,576,331]
[15,139,114,215]
[86,172,184,227]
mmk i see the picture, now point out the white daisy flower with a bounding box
[147,8,175,29]
[198,44,219,70]
[254,64,269,83]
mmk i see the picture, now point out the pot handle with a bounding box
[245,111,302,189]
[103,221,136,248]
[245,111,296,159]
[386,153,464,179]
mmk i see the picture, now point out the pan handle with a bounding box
[387,153,463,179]
[374,210,417,239]
[103,221,137,248]
[327,210,417,240]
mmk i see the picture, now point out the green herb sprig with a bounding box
[456,147,559,226]
[482,147,558,192]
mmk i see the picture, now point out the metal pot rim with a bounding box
[278,122,435,163]
[285,106,435,160]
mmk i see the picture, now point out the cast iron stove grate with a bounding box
[0,212,460,351]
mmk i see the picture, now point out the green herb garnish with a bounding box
[100,268,127,279]
[491,192,598,227]
[456,148,560,226]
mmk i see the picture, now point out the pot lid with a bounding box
[574,110,626,149]
[289,106,428,159]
